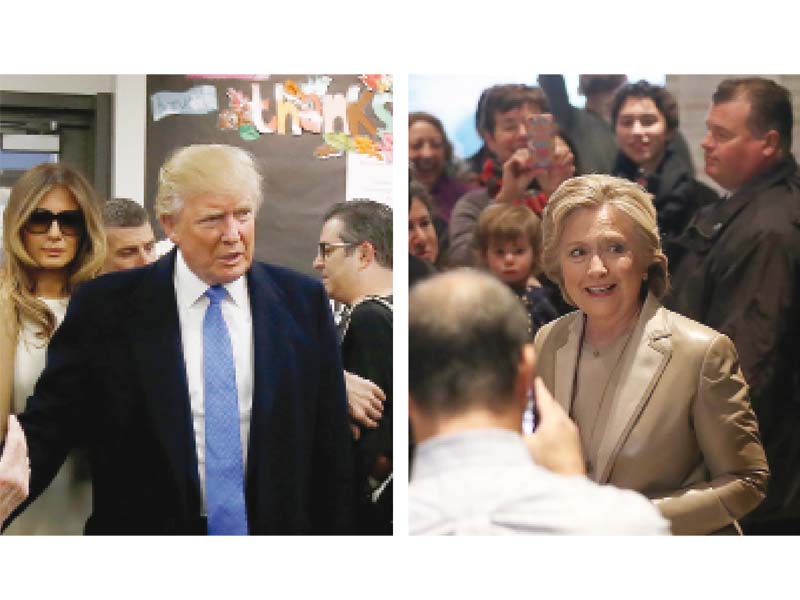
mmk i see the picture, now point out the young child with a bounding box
[476,204,559,340]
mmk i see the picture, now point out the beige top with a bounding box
[572,333,632,479]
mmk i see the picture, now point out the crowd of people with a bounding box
[409,75,800,535]
[0,144,393,535]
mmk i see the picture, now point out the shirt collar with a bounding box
[174,248,248,310]
[411,428,534,480]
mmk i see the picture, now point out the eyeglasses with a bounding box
[24,208,84,237]
[317,241,356,261]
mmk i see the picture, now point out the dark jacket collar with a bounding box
[613,144,693,198]
[680,155,798,249]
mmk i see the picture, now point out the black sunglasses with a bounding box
[24,208,84,237]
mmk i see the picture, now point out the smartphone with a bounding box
[526,113,555,169]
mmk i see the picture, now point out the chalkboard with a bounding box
[145,74,392,276]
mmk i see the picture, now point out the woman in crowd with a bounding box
[610,81,717,268]
[409,112,474,224]
[409,181,443,278]
[448,84,575,269]
[533,174,769,535]
[0,163,106,534]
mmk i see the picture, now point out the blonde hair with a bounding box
[541,174,669,305]
[1,163,106,339]
[476,204,543,276]
[154,144,264,219]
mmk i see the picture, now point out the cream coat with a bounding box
[534,293,769,535]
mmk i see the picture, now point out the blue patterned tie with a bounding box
[203,285,248,535]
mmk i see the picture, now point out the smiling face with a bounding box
[615,96,671,173]
[485,103,540,164]
[409,120,446,181]
[486,235,534,288]
[22,185,82,272]
[160,193,255,285]
[559,204,647,333]
[408,197,438,263]
[701,96,773,191]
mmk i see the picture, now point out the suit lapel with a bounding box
[126,250,201,504]
[553,314,583,415]
[245,264,288,485]
[595,295,672,483]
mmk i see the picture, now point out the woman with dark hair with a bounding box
[409,112,474,223]
[409,181,445,280]
[0,163,106,534]
[611,80,717,267]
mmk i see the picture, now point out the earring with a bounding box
[642,273,648,281]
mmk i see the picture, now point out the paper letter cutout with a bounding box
[299,94,323,133]
[323,93,349,134]
[372,92,393,133]
[273,84,301,136]
[347,90,376,137]
[250,83,276,133]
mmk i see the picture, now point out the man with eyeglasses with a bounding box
[313,200,393,534]
[2,144,356,535]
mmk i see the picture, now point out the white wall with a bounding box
[112,75,147,204]
[0,74,114,94]
[0,74,147,204]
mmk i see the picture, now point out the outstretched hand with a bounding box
[0,416,30,527]
[525,377,586,476]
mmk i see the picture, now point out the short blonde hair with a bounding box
[541,174,669,305]
[1,163,106,339]
[154,144,264,219]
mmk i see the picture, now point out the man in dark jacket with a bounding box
[666,77,800,534]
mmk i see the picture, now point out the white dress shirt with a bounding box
[173,249,254,513]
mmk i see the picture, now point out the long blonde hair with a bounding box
[1,163,106,339]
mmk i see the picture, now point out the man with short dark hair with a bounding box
[409,269,669,535]
[101,198,157,273]
[313,200,393,534]
[667,77,800,534]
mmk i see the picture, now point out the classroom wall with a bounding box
[0,74,147,204]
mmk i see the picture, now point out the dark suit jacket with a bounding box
[8,249,356,534]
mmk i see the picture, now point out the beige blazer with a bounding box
[534,293,769,535]
[0,296,19,441]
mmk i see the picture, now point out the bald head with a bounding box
[409,268,530,416]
